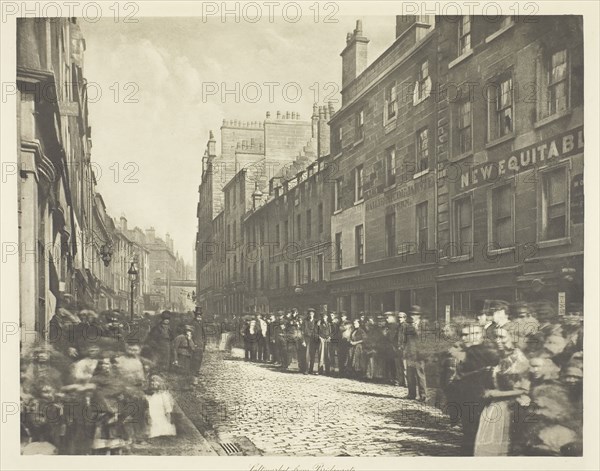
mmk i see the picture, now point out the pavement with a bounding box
[168,347,462,456]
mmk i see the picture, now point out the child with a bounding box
[144,375,176,438]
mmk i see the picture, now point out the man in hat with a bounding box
[395,311,409,387]
[383,312,398,385]
[190,310,207,384]
[173,325,199,385]
[303,308,319,375]
[256,312,268,363]
[404,305,427,402]
[487,300,512,339]
[144,311,174,372]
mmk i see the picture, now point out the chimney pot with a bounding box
[266,111,271,118]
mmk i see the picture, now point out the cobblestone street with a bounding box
[170,348,462,456]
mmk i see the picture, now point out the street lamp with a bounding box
[128,261,139,320]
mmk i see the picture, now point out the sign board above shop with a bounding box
[458,126,584,191]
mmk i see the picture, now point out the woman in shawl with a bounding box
[473,328,530,456]
[347,319,368,379]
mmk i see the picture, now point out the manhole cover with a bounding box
[219,442,242,455]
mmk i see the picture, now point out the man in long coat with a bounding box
[144,311,174,372]
[191,310,206,385]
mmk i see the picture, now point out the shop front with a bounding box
[330,265,437,319]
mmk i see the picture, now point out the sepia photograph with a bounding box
[1,1,599,469]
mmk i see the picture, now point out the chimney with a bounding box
[145,227,156,243]
[207,130,216,157]
[120,215,128,232]
[395,15,434,47]
[341,19,369,89]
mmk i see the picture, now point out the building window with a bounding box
[355,224,364,265]
[317,254,324,281]
[275,223,280,247]
[318,203,324,233]
[355,109,364,142]
[295,260,302,285]
[491,184,514,248]
[226,224,231,246]
[334,178,342,211]
[333,126,343,154]
[386,147,396,186]
[284,264,289,286]
[335,232,343,270]
[547,49,569,116]
[283,219,288,245]
[354,165,364,202]
[416,128,429,173]
[296,214,302,240]
[275,266,280,289]
[458,16,471,55]
[306,209,312,238]
[416,201,428,250]
[232,184,236,207]
[417,60,430,101]
[259,221,264,245]
[305,257,312,284]
[541,167,568,241]
[232,221,236,243]
[385,82,397,121]
[457,100,472,154]
[454,196,473,257]
[488,73,513,141]
[252,264,257,290]
[385,212,396,257]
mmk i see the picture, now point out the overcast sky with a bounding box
[80,16,395,264]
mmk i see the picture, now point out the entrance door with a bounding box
[398,290,411,314]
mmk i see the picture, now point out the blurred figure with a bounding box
[473,328,529,456]
[404,306,427,402]
[145,375,177,439]
[256,313,268,362]
[144,311,174,372]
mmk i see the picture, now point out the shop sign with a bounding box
[459,126,584,191]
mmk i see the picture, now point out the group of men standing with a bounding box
[238,305,429,402]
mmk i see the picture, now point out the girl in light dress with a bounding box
[145,375,177,438]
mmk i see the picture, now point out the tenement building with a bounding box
[196,107,332,315]
[434,15,584,318]
[195,15,584,321]
[328,17,439,316]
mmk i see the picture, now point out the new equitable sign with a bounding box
[459,126,584,190]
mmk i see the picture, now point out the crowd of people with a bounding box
[21,295,583,457]
[20,298,207,455]
[234,306,428,401]
[234,300,583,456]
